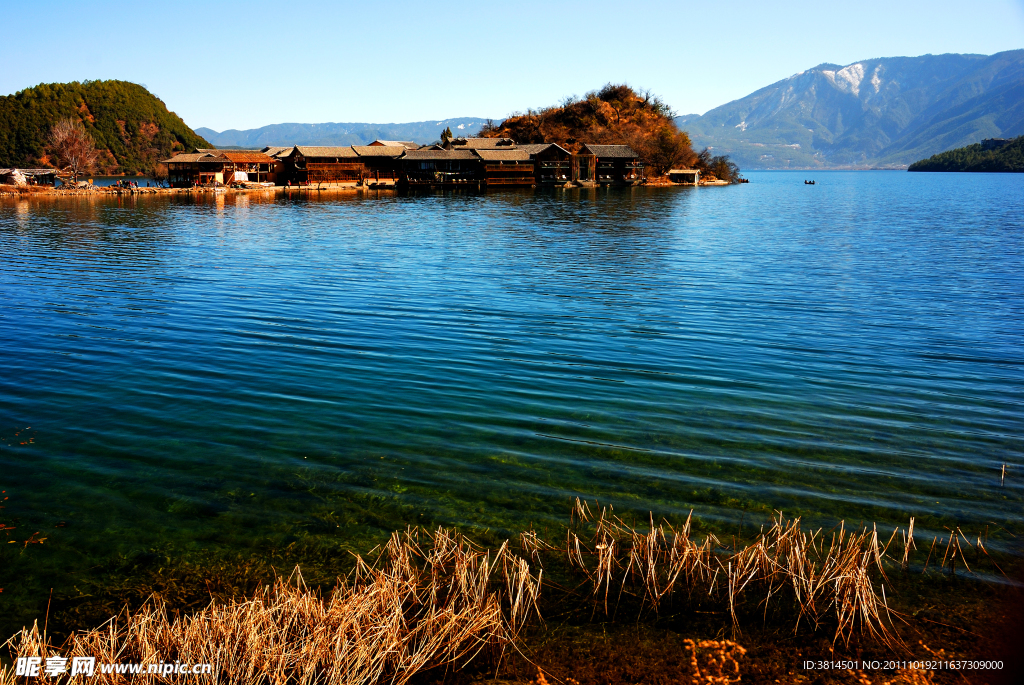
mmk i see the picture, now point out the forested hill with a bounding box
[0,80,210,175]
[908,136,1024,172]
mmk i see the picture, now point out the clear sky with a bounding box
[2,0,1022,132]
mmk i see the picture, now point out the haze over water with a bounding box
[1,172,1022,633]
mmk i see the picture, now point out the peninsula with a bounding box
[908,135,1024,172]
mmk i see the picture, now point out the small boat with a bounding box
[804,180,816,185]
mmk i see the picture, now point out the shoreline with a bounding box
[0,177,732,200]
[2,510,1021,684]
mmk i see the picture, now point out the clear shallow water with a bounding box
[1,172,1022,631]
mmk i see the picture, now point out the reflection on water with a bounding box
[0,173,1022,634]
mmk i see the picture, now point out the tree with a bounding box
[694,148,743,183]
[648,125,696,175]
[151,162,168,186]
[48,118,98,185]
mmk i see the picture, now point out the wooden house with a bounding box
[667,168,699,185]
[580,144,643,185]
[475,149,535,187]
[0,168,59,186]
[399,149,481,186]
[261,147,294,183]
[162,152,226,187]
[216,151,275,184]
[352,146,406,183]
[518,144,575,185]
[285,146,362,185]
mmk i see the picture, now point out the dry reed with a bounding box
[1,527,540,685]
[560,500,906,648]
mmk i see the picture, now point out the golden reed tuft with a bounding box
[2,527,541,685]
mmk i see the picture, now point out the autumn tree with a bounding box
[48,118,98,185]
[151,162,168,186]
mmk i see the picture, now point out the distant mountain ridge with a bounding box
[195,118,496,148]
[675,50,1024,169]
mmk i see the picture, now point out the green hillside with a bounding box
[0,80,209,175]
[908,136,1024,172]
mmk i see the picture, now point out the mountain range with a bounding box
[675,50,1024,169]
[195,118,494,148]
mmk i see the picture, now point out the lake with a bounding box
[1,171,1021,636]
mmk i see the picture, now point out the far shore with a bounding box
[1,178,730,199]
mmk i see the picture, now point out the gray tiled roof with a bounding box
[0,168,57,175]
[403,149,480,160]
[517,143,571,156]
[161,153,218,164]
[581,144,638,158]
[261,146,292,157]
[352,146,407,157]
[371,140,420,150]
[294,146,359,158]
[475,149,532,161]
[449,137,516,149]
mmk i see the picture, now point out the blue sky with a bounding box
[2,0,1022,131]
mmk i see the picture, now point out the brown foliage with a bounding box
[480,84,697,175]
[151,162,168,183]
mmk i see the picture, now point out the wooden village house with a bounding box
[475,149,535,186]
[580,144,643,185]
[283,147,362,185]
[399,149,482,185]
[518,144,575,185]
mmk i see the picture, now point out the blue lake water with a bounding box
[1,171,1022,632]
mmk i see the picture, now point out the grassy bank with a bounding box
[3,503,1020,684]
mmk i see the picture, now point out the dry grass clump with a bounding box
[558,499,906,648]
[1,527,541,685]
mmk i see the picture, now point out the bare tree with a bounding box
[48,118,99,185]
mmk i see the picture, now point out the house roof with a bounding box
[517,143,571,156]
[475,149,532,161]
[261,146,293,157]
[352,145,407,157]
[294,146,359,158]
[449,137,516,149]
[161,153,218,164]
[667,168,699,174]
[403,149,479,160]
[0,168,57,175]
[581,144,638,158]
[218,151,274,163]
[370,140,420,150]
